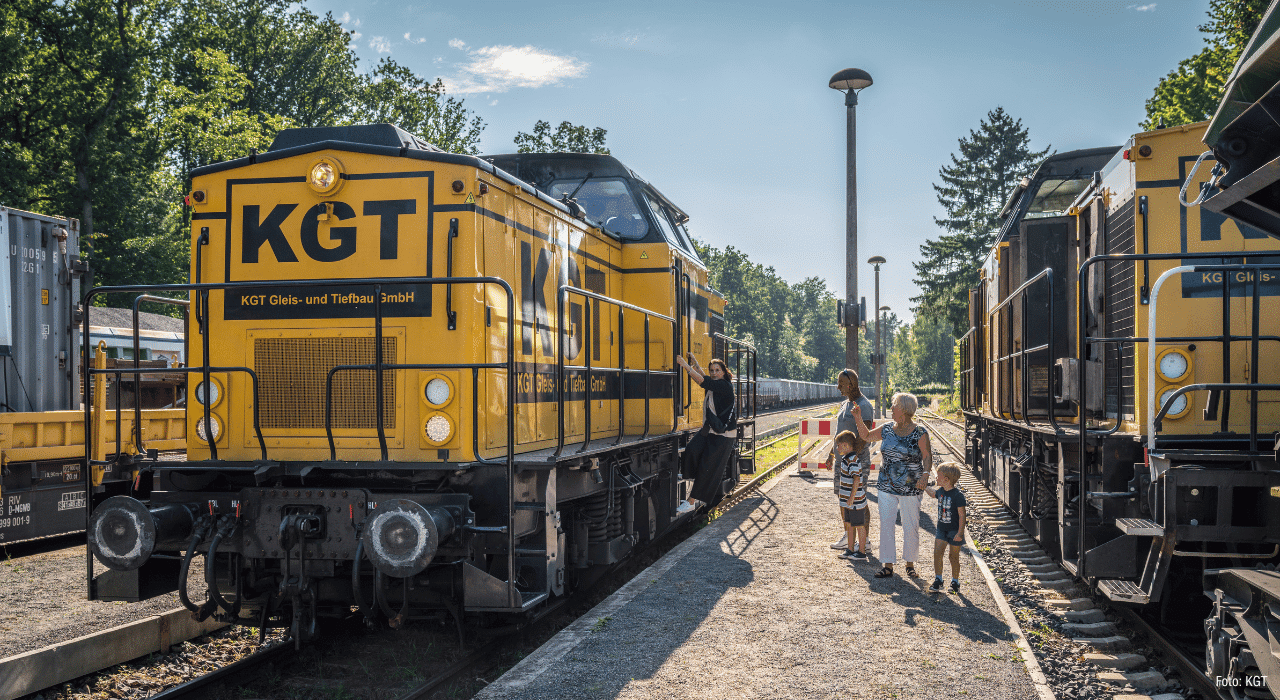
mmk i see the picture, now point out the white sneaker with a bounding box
[676,500,695,515]
[829,533,848,550]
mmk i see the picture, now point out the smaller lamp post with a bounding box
[867,255,886,417]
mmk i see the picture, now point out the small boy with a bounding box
[924,462,967,592]
[834,430,870,560]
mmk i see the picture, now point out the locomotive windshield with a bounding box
[548,178,649,240]
[1024,177,1090,219]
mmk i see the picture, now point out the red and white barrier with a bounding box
[796,418,879,477]
[797,419,834,471]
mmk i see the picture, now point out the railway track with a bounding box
[917,413,1226,700]
[14,418,815,700]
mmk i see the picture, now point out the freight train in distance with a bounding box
[83,124,759,642]
[959,119,1280,697]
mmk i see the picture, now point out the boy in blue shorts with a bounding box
[924,461,966,592]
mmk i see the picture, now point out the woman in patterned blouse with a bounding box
[850,392,931,579]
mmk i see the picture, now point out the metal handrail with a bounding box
[1074,251,1280,581]
[554,284,677,458]
[84,275,521,608]
[986,267,1058,432]
[1146,262,1280,452]
[129,294,190,456]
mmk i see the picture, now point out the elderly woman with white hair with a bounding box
[850,392,931,579]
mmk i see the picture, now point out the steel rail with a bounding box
[145,641,295,699]
[394,639,506,700]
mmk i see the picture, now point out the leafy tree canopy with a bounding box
[912,107,1048,332]
[514,120,610,154]
[1142,0,1271,130]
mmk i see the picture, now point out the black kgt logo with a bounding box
[242,200,416,263]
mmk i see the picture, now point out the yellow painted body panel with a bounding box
[186,150,719,463]
[0,409,184,463]
[1088,122,1280,436]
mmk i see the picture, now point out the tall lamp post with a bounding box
[830,68,873,374]
[878,305,891,416]
[868,255,886,417]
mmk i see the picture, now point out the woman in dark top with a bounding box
[675,354,736,514]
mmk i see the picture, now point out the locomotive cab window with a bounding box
[548,178,648,240]
[643,192,697,257]
[1024,177,1090,219]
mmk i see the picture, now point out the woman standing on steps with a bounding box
[675,354,736,514]
[851,392,931,579]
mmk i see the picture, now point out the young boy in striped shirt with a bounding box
[835,430,869,560]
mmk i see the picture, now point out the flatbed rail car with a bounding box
[83,124,759,642]
[756,378,840,410]
[0,207,185,547]
[959,123,1280,695]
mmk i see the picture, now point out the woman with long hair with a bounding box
[828,369,874,558]
[675,354,736,514]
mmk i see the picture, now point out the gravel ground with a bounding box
[923,417,1201,700]
[479,462,1037,700]
[0,546,207,660]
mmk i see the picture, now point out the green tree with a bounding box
[514,120,610,154]
[1142,0,1271,130]
[912,107,1048,332]
[351,59,485,154]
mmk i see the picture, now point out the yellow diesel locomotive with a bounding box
[961,122,1280,636]
[84,124,756,639]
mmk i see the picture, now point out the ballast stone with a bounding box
[1084,652,1146,669]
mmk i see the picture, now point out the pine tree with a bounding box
[911,108,1048,332]
[1142,0,1270,130]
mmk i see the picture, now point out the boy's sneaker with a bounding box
[838,549,858,560]
[850,550,868,561]
[929,577,944,592]
[950,579,961,593]
[830,533,848,550]
[676,500,696,515]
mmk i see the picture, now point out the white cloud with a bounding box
[370,36,391,53]
[448,38,467,50]
[338,11,350,22]
[1127,3,1156,10]
[404,32,426,44]
[442,43,588,93]
[351,31,362,40]
[489,99,499,106]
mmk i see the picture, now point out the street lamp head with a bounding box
[879,306,891,312]
[867,255,886,265]
[829,68,873,92]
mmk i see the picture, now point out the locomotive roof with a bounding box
[189,124,580,221]
[993,144,1119,247]
[482,152,691,224]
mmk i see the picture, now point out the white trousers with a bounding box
[878,492,921,564]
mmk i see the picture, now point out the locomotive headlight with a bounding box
[424,414,452,444]
[195,415,222,442]
[425,377,451,406]
[1159,388,1190,419]
[1157,348,1191,382]
[307,156,344,196]
[194,379,222,408]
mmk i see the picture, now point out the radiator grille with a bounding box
[1104,198,1136,419]
[254,337,397,430]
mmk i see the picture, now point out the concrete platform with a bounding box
[478,466,1040,700]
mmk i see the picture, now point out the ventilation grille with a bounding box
[1104,199,1136,419]
[254,337,397,430]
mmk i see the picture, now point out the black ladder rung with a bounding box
[514,502,548,511]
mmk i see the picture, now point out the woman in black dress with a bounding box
[675,354,736,514]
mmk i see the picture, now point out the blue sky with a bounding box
[309,0,1210,326]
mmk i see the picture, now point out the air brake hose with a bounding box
[204,515,241,616]
[179,516,213,615]
[352,538,376,622]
